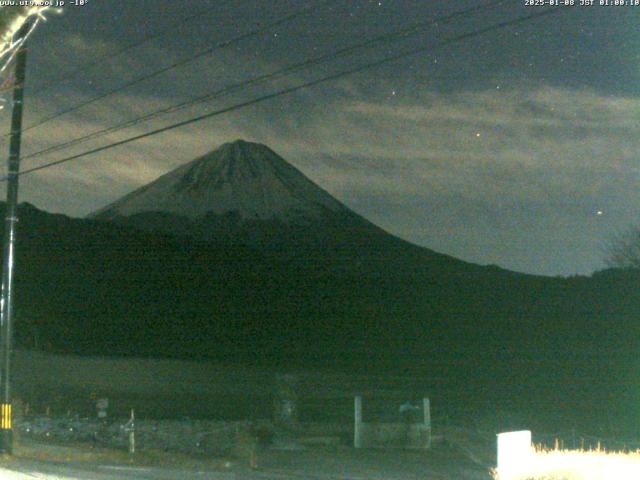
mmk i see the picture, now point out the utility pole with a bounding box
[0,21,30,455]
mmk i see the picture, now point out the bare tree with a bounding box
[605,228,640,269]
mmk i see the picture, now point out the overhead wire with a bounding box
[22,0,507,162]
[13,0,336,138]
[26,1,231,96]
[6,6,569,181]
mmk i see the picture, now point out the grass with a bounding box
[492,446,640,480]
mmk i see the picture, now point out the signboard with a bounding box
[96,398,109,419]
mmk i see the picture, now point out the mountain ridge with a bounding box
[90,140,351,223]
[3,200,640,434]
[90,141,453,267]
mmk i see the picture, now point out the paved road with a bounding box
[0,465,489,480]
[2,461,235,480]
[0,440,493,480]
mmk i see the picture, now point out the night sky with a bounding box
[1,0,638,276]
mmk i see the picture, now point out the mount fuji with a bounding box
[90,140,447,259]
[91,140,349,223]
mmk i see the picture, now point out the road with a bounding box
[0,448,492,480]
[0,433,493,480]
[2,460,236,479]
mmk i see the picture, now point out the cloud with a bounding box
[282,84,640,275]
[63,33,113,59]
[11,32,639,276]
[291,84,638,204]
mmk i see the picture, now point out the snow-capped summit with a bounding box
[91,140,349,222]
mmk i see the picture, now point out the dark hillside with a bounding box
[3,202,639,433]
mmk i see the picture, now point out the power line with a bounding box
[22,0,506,162]
[15,0,335,137]
[15,7,566,178]
[26,2,230,96]
[9,7,568,181]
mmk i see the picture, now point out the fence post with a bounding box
[127,409,135,455]
[274,374,298,429]
[422,398,431,427]
[354,396,362,448]
[423,397,431,449]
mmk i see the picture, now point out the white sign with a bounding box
[496,430,533,479]
[96,398,109,418]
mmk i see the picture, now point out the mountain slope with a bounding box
[5,201,640,435]
[90,141,442,255]
[91,140,349,222]
[90,139,503,283]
